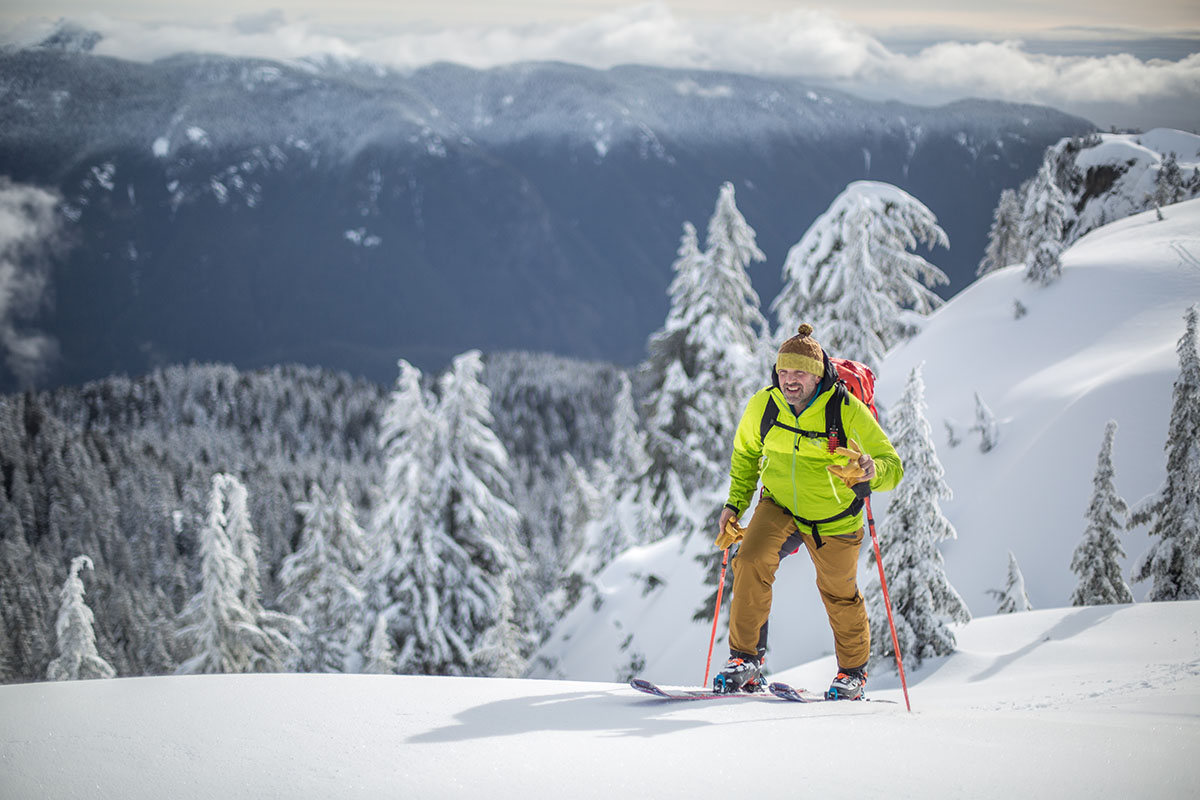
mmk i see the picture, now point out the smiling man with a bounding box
[714,323,903,699]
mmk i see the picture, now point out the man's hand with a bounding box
[715,507,744,550]
[827,438,875,487]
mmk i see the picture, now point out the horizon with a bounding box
[2,3,1198,131]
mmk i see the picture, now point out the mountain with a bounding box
[3,600,1198,798]
[531,197,1200,684]
[0,46,1094,391]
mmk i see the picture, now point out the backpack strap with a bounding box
[823,382,849,451]
[759,395,826,442]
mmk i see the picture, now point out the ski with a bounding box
[629,678,774,701]
[630,677,898,703]
[766,681,825,702]
[769,681,897,704]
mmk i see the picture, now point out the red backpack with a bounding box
[829,358,878,422]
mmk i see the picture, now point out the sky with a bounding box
[1,1,1198,130]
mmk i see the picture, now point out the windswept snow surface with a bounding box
[2,601,1199,799]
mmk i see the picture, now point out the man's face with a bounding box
[778,368,820,407]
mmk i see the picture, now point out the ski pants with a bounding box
[728,495,870,671]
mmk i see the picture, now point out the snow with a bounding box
[3,601,1198,798]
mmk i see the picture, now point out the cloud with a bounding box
[5,5,1198,129]
[0,179,63,388]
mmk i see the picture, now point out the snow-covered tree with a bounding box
[1130,304,1200,601]
[988,551,1034,613]
[773,181,949,370]
[1153,153,1185,217]
[568,373,656,586]
[471,582,530,679]
[1070,421,1134,606]
[46,555,116,681]
[363,615,397,675]
[372,352,530,676]
[1021,160,1068,286]
[278,482,369,672]
[868,364,970,669]
[639,183,768,541]
[175,473,300,674]
[977,187,1023,277]
[970,391,999,453]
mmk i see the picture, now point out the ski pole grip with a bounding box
[852,480,872,500]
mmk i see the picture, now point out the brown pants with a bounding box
[728,496,870,670]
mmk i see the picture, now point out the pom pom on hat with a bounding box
[776,323,824,378]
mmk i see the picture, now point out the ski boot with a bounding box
[825,666,867,700]
[713,653,765,694]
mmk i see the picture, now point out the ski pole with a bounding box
[703,547,730,687]
[855,483,912,711]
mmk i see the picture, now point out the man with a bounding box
[714,323,902,699]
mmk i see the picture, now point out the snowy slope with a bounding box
[532,196,1200,686]
[3,601,1199,799]
[876,196,1200,616]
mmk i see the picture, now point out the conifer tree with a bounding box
[970,391,999,453]
[1130,305,1200,600]
[372,353,529,676]
[1021,160,1068,286]
[773,181,948,370]
[868,364,970,668]
[363,615,397,675]
[1070,421,1134,606]
[978,188,1023,277]
[640,183,767,540]
[46,555,116,681]
[1153,153,1185,217]
[471,583,530,679]
[569,373,655,584]
[988,551,1034,613]
[369,359,438,672]
[176,473,300,674]
[278,482,369,672]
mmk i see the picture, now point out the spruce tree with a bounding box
[988,551,1033,613]
[1130,305,1200,600]
[1153,153,1185,215]
[1021,160,1068,286]
[1070,421,1134,606]
[46,555,116,681]
[175,473,299,674]
[977,188,1023,277]
[970,391,999,453]
[773,181,948,370]
[372,353,529,676]
[640,183,768,540]
[868,364,970,668]
[569,372,655,584]
[277,483,369,672]
[369,359,438,672]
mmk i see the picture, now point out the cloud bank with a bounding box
[3,5,1198,130]
[0,180,63,388]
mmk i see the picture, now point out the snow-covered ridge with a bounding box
[1054,128,1200,244]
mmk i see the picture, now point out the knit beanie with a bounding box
[776,323,824,378]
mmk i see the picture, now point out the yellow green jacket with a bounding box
[725,382,903,537]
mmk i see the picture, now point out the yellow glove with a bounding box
[714,517,745,550]
[826,439,869,488]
